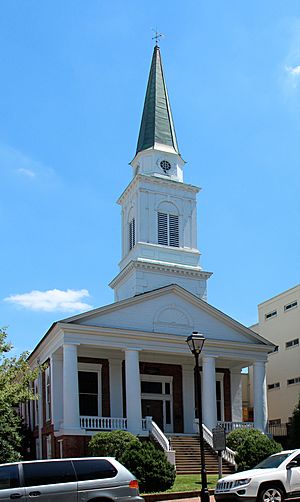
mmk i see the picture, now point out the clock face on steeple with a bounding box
[160,160,171,174]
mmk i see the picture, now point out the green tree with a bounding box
[289,395,300,447]
[0,327,40,463]
[227,428,282,471]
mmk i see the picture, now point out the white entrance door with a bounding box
[141,375,173,433]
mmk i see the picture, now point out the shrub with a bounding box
[289,395,300,448]
[89,430,139,458]
[227,428,282,471]
[89,431,175,493]
[120,441,176,493]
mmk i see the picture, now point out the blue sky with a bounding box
[1,0,299,354]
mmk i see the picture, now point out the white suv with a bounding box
[215,449,300,502]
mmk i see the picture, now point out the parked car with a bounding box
[214,448,300,502]
[0,456,144,502]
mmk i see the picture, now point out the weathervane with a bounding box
[152,28,164,46]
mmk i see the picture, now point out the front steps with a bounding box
[169,435,235,475]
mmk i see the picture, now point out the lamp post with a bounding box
[186,332,210,502]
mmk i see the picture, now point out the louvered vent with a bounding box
[169,214,179,247]
[158,212,179,247]
[129,218,135,250]
[158,212,168,245]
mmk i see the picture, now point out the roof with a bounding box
[136,45,179,155]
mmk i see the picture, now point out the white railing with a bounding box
[80,416,127,431]
[149,420,170,451]
[218,421,254,434]
[194,419,237,468]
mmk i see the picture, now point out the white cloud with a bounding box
[286,65,300,75]
[0,143,57,183]
[17,167,36,178]
[4,289,92,313]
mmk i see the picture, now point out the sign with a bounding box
[212,426,226,451]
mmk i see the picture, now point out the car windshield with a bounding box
[254,453,292,469]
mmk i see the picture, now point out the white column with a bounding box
[63,344,80,431]
[253,360,268,432]
[201,355,217,431]
[51,352,63,430]
[125,349,142,434]
[182,364,195,433]
[109,358,123,417]
[231,367,243,422]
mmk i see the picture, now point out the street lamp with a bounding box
[186,332,210,502]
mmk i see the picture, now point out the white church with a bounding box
[27,45,274,462]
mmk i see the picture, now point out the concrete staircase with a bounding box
[169,435,235,475]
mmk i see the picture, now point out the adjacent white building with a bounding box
[250,285,300,425]
[26,45,274,460]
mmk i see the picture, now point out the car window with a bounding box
[0,465,20,490]
[23,461,76,486]
[254,453,292,469]
[73,459,117,481]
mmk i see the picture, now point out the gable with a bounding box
[67,288,269,346]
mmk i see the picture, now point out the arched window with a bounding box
[157,202,179,247]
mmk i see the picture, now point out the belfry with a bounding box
[110,45,212,302]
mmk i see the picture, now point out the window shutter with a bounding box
[129,218,135,250]
[169,214,179,247]
[158,212,168,245]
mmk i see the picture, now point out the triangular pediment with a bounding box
[61,285,272,347]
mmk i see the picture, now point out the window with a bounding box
[129,217,135,250]
[0,465,20,490]
[34,379,39,427]
[268,382,280,390]
[286,338,299,349]
[269,419,281,425]
[265,310,277,320]
[73,459,117,481]
[287,377,300,386]
[158,212,179,247]
[23,461,76,487]
[284,300,298,312]
[45,366,51,421]
[78,371,99,416]
[46,435,52,459]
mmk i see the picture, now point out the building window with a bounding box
[286,338,299,349]
[284,300,298,312]
[78,371,100,416]
[34,379,39,427]
[129,218,135,250]
[158,212,179,247]
[287,377,300,386]
[268,382,280,390]
[269,419,281,425]
[45,366,51,421]
[265,310,277,320]
[46,435,52,459]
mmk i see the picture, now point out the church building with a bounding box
[26,45,274,461]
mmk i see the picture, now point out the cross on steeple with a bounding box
[152,28,164,46]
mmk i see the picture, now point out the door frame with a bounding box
[141,374,173,432]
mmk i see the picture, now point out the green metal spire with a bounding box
[136,45,179,154]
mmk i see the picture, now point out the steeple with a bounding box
[136,45,179,155]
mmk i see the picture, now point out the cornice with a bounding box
[117,173,199,205]
[110,259,212,289]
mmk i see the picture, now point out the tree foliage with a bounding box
[0,327,40,463]
[227,428,282,471]
[89,431,176,493]
[289,395,300,448]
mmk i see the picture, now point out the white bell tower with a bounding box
[110,45,212,301]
